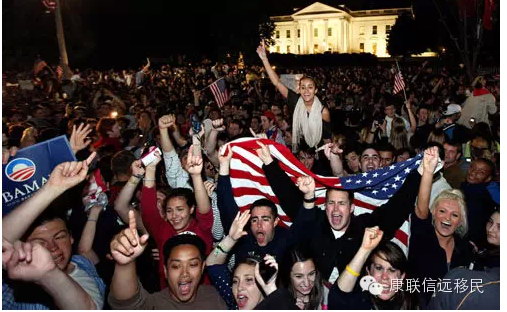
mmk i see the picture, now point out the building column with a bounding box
[343,20,348,53]
[308,20,313,53]
[337,18,342,52]
[300,21,308,54]
[324,19,328,52]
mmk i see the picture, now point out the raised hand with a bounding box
[296,176,316,197]
[360,226,384,251]
[110,210,149,265]
[158,114,176,130]
[203,180,217,197]
[255,141,273,165]
[212,118,225,131]
[405,100,413,110]
[254,254,278,295]
[186,145,203,176]
[46,152,96,193]
[228,210,250,241]
[323,143,343,160]
[256,41,268,61]
[422,146,440,174]
[131,160,145,177]
[69,123,92,154]
[218,144,233,166]
[4,240,57,284]
[2,146,18,164]
[144,150,162,171]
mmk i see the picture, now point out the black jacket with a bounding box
[217,174,313,264]
[263,159,422,281]
[408,213,474,308]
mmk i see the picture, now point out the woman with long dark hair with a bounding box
[279,247,324,310]
[328,227,417,309]
[472,210,500,270]
[256,41,331,152]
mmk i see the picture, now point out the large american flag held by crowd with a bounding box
[209,78,230,108]
[227,138,422,254]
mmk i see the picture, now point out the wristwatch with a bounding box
[132,173,144,179]
[303,197,316,203]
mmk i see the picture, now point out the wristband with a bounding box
[303,197,316,203]
[143,178,156,182]
[128,177,140,185]
[132,173,144,179]
[345,265,360,277]
[216,244,229,254]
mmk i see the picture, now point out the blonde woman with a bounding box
[408,147,473,308]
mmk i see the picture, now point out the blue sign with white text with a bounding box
[2,135,76,215]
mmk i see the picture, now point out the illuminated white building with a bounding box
[270,2,412,57]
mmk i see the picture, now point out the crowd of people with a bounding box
[2,43,500,310]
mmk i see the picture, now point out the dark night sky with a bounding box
[4,0,322,68]
[3,0,497,69]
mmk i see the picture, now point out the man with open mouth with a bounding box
[108,221,227,310]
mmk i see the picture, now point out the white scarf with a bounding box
[292,95,323,152]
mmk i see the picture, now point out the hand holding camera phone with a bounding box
[141,146,162,166]
[191,114,202,133]
[258,257,277,283]
[254,254,278,295]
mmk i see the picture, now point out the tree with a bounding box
[428,0,498,82]
[387,13,428,57]
[258,17,275,47]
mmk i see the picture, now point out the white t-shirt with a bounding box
[68,263,104,309]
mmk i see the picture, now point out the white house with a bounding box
[270,2,413,57]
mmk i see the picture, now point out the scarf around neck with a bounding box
[292,95,323,152]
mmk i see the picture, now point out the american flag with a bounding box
[209,78,230,108]
[227,138,422,254]
[393,70,405,95]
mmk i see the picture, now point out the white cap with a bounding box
[443,104,462,116]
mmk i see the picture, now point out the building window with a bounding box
[359,43,364,52]
[287,45,291,53]
[314,28,318,37]
[386,25,391,34]
[372,43,377,55]
[297,29,301,38]
[298,45,301,53]
[286,30,291,38]
[276,46,280,53]
[372,25,377,35]
[275,30,280,39]
[314,44,319,53]
[359,26,365,35]
[328,28,332,36]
